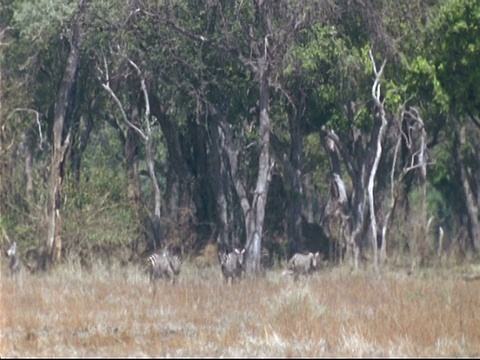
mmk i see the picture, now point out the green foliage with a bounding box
[407,56,450,113]
[284,25,338,75]
[12,0,78,44]
[303,134,330,195]
[84,0,130,50]
[2,0,479,265]
[62,129,136,249]
[429,128,459,189]
[428,0,480,115]
[282,23,356,133]
[426,185,451,226]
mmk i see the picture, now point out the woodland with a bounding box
[1,0,479,274]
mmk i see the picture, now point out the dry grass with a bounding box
[1,259,480,357]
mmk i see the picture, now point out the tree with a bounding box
[158,0,310,274]
[430,0,480,252]
[42,0,90,268]
[411,0,480,253]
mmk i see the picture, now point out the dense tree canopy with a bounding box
[1,0,479,273]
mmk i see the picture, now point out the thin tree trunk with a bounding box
[367,52,387,273]
[44,0,89,269]
[128,60,162,251]
[213,60,273,275]
[24,132,34,204]
[458,125,480,252]
[286,103,305,257]
[244,60,273,274]
[125,107,143,251]
[321,59,391,272]
[209,112,232,251]
[270,100,305,258]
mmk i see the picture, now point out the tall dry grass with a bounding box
[1,259,479,357]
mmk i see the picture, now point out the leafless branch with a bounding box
[369,49,386,105]
[128,59,151,135]
[6,108,45,150]
[97,55,147,142]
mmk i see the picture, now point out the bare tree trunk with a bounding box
[128,60,162,251]
[418,124,428,266]
[380,131,402,266]
[44,0,89,269]
[212,60,273,275]
[321,58,392,272]
[285,103,305,257]
[100,59,162,254]
[320,131,349,263]
[69,98,94,183]
[24,132,34,204]
[244,59,273,274]
[125,107,143,251]
[457,125,480,252]
[150,94,192,251]
[270,98,305,258]
[209,112,233,251]
[367,52,387,273]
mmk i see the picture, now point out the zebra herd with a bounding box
[4,240,321,285]
[147,244,320,286]
[147,246,248,286]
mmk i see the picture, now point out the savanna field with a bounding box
[1,258,480,358]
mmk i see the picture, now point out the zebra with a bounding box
[6,241,20,276]
[148,247,182,285]
[218,248,245,284]
[284,251,320,282]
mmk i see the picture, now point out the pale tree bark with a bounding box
[181,2,275,274]
[213,70,274,274]
[160,0,313,273]
[417,115,429,265]
[322,123,368,270]
[125,107,143,251]
[100,58,162,251]
[210,65,274,274]
[43,0,89,270]
[129,60,162,250]
[208,109,234,252]
[379,106,429,267]
[320,52,390,271]
[244,57,274,274]
[320,131,349,263]
[367,50,387,273]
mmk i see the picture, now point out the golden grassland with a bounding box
[1,259,480,357]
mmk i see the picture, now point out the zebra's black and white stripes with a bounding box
[218,248,245,284]
[148,247,182,285]
[284,251,320,281]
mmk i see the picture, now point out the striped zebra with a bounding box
[6,241,20,276]
[218,248,245,284]
[148,247,182,285]
[284,251,320,282]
